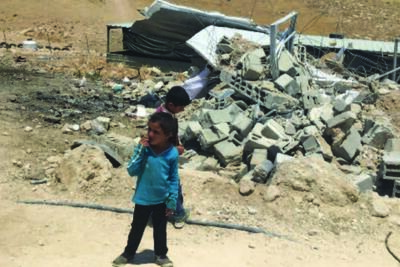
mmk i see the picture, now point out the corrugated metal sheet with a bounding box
[296,34,396,54]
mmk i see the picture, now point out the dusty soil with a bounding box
[1,1,400,267]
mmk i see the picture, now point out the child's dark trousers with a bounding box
[122,203,168,259]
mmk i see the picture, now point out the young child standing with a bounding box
[113,112,179,267]
[156,86,191,228]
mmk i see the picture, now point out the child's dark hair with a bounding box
[149,112,179,145]
[166,86,191,107]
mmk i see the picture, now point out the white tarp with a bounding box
[186,25,271,67]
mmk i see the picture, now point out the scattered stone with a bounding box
[24,126,33,132]
[263,185,281,202]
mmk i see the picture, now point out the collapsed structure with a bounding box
[105,0,400,197]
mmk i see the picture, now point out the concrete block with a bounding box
[232,113,253,138]
[362,124,394,149]
[214,122,230,136]
[219,70,299,111]
[332,128,362,162]
[382,152,400,180]
[302,135,321,155]
[204,108,232,125]
[244,123,277,152]
[274,153,294,165]
[198,127,229,150]
[253,160,274,183]
[326,111,356,130]
[262,119,288,141]
[278,50,297,77]
[275,74,300,96]
[214,140,243,166]
[350,173,376,193]
[250,149,268,170]
[183,121,202,141]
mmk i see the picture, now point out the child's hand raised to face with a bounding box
[139,136,149,147]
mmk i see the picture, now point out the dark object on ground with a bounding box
[17,199,293,240]
[385,231,400,263]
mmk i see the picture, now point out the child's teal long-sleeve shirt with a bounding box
[127,143,180,210]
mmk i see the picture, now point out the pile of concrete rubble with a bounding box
[117,34,400,197]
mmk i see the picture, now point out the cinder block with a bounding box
[214,140,243,166]
[350,173,376,193]
[198,127,229,150]
[252,160,274,183]
[302,135,321,155]
[232,113,253,138]
[244,123,276,152]
[326,111,356,130]
[275,74,300,96]
[262,119,288,140]
[183,121,202,141]
[204,109,232,125]
[274,153,293,165]
[332,128,362,162]
[362,124,394,149]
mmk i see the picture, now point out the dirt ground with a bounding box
[1,1,400,267]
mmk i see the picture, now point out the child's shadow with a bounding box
[130,249,155,265]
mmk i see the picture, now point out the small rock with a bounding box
[24,126,33,132]
[263,185,281,202]
[247,206,257,215]
[370,198,390,218]
[239,178,255,196]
